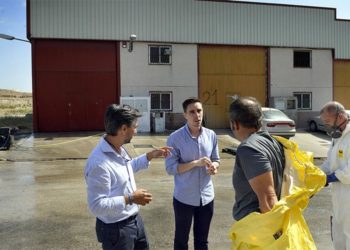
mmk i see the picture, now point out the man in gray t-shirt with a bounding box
[232,131,284,220]
[229,97,285,221]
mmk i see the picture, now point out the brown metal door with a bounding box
[199,45,267,128]
[334,60,350,108]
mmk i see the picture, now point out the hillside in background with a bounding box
[0,89,32,116]
[0,89,32,98]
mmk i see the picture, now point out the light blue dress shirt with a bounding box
[84,136,149,224]
[165,125,220,206]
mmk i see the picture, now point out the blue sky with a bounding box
[0,0,30,92]
[0,0,349,93]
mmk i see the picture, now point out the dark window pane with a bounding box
[151,93,161,109]
[150,47,160,63]
[287,99,296,109]
[294,51,311,68]
[295,94,302,109]
[294,93,311,110]
[161,93,170,109]
[160,47,170,63]
[302,94,311,109]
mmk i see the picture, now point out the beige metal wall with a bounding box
[334,60,350,108]
[199,45,266,128]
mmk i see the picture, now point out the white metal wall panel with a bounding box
[269,48,333,111]
[120,96,151,132]
[30,0,350,59]
[120,42,198,113]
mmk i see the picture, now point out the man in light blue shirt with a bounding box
[85,104,172,250]
[166,97,220,250]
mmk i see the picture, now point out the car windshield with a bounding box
[263,109,289,119]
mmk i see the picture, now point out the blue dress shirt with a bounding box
[84,136,149,224]
[165,125,220,206]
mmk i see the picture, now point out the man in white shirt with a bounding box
[84,104,172,250]
[319,101,350,250]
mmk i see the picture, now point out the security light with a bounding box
[0,33,30,43]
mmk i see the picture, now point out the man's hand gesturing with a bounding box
[132,189,153,206]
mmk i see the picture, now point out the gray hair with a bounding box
[320,101,345,116]
[104,104,142,135]
[229,96,263,129]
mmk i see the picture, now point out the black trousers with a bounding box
[95,214,149,250]
[173,198,214,250]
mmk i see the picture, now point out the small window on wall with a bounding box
[294,92,312,110]
[150,91,172,111]
[149,45,172,64]
[294,51,312,68]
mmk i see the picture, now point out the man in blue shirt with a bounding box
[85,104,172,250]
[166,97,220,250]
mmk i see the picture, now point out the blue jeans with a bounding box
[173,198,214,250]
[95,214,149,250]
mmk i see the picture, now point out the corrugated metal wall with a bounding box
[30,0,350,59]
[33,40,119,132]
[334,60,350,109]
[199,45,266,128]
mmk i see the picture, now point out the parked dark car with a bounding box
[308,110,350,132]
[0,127,16,150]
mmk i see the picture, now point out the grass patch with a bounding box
[0,89,33,133]
[0,98,32,116]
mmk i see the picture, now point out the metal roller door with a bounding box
[199,45,267,128]
[334,60,350,108]
[33,40,119,132]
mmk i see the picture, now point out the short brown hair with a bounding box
[182,97,202,112]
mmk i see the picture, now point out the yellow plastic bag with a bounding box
[278,136,325,199]
[229,136,326,250]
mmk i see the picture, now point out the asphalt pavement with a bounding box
[0,129,334,250]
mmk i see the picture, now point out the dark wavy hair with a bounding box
[104,104,142,135]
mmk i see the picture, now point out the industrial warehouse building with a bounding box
[27,0,350,132]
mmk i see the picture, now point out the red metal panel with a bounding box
[35,40,117,72]
[35,72,69,131]
[33,39,119,132]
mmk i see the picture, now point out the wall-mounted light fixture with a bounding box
[128,34,137,52]
[122,41,127,48]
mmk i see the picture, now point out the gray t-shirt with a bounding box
[232,131,285,221]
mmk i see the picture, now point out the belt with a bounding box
[97,214,138,228]
[117,214,138,226]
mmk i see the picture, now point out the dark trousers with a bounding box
[173,198,214,250]
[95,214,149,250]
